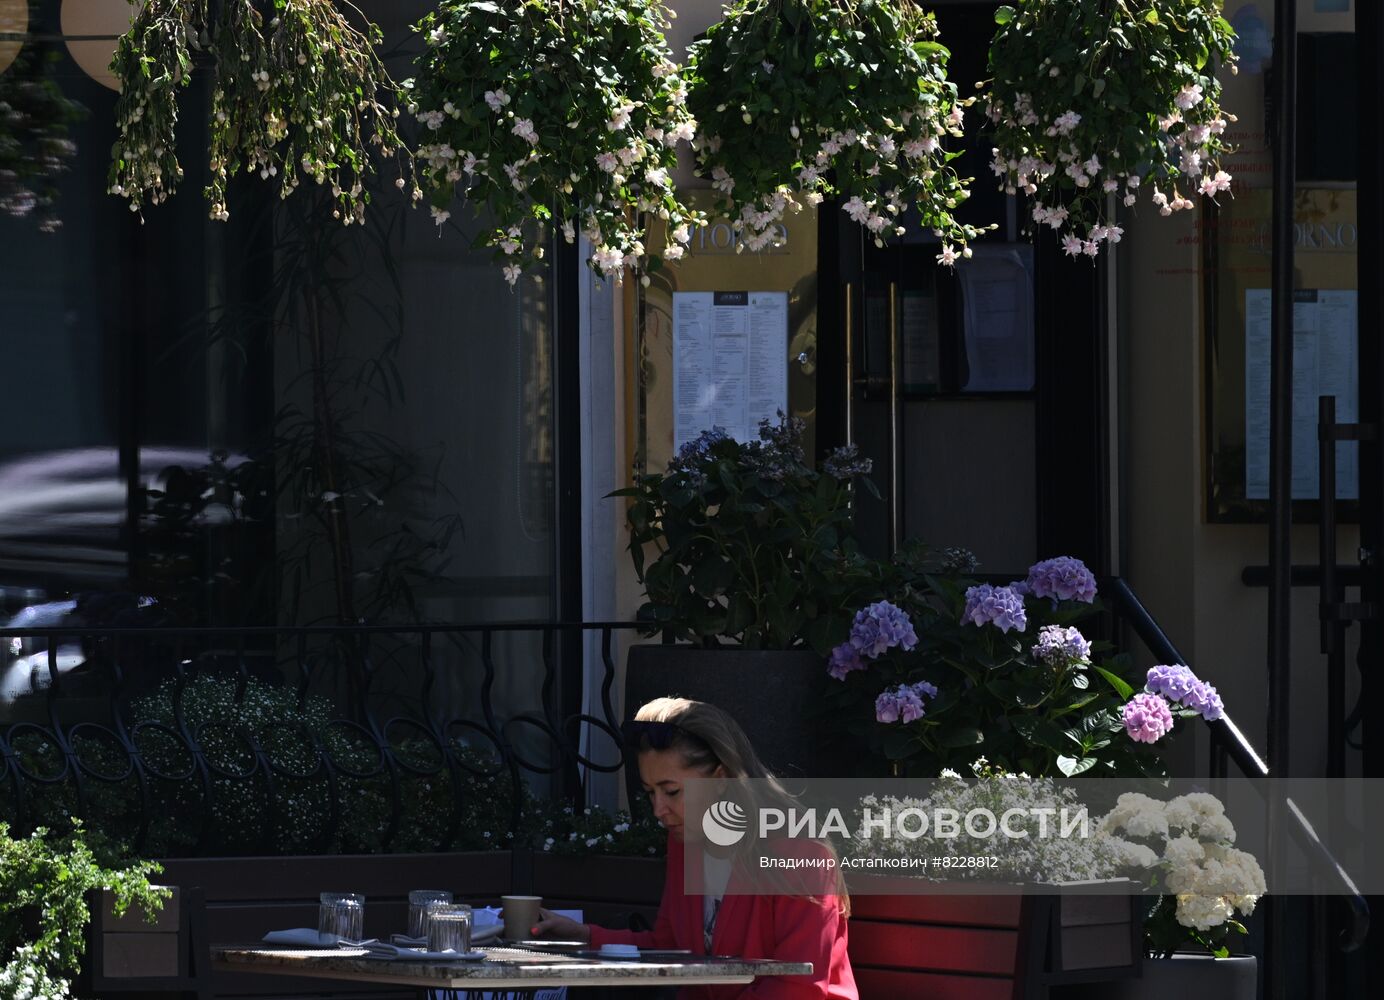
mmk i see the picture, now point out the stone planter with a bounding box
[1059,953,1257,1000]
[624,644,827,778]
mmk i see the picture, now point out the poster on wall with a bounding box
[1245,288,1359,500]
[673,291,788,449]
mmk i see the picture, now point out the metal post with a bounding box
[1267,0,1297,783]
[1266,2,1297,998]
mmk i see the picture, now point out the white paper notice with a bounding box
[674,291,788,448]
[1245,289,1359,500]
[956,246,1035,391]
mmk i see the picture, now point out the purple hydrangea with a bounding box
[1032,625,1092,666]
[822,443,873,480]
[875,680,939,724]
[827,642,867,681]
[1024,556,1098,604]
[1145,665,1224,721]
[961,584,1028,634]
[671,426,728,466]
[848,601,918,659]
[668,426,730,485]
[1122,692,1174,744]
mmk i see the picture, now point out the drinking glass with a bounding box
[426,903,473,954]
[407,890,453,938]
[318,893,365,943]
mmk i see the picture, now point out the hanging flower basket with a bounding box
[684,0,987,264]
[982,0,1238,256]
[109,0,413,225]
[407,0,704,285]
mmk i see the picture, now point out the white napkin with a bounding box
[392,924,502,947]
[262,928,336,947]
[351,939,483,961]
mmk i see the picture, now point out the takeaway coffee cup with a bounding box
[500,895,542,941]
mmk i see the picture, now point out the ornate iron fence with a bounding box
[0,623,646,858]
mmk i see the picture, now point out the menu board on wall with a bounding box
[1244,288,1359,500]
[673,291,788,449]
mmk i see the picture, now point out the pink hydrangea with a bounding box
[1123,692,1174,744]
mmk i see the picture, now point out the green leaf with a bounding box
[937,726,985,749]
[1094,665,1135,700]
[1056,755,1098,776]
[994,6,1016,26]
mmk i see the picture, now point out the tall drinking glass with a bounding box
[407,890,453,938]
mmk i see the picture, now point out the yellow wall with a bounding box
[1121,0,1361,777]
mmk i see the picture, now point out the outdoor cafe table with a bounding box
[212,943,813,994]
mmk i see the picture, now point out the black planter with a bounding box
[623,645,828,779]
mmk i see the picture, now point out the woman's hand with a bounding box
[529,908,591,943]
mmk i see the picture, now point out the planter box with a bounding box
[625,645,827,777]
[1056,954,1257,1000]
[99,886,181,978]
[847,876,1141,1000]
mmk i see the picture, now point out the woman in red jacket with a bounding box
[532,697,857,1000]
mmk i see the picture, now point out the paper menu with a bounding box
[673,291,789,449]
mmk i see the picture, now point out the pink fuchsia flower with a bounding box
[1123,692,1174,744]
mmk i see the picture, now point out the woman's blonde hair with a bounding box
[630,696,849,914]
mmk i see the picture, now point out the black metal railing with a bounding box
[1106,577,1370,953]
[0,623,647,870]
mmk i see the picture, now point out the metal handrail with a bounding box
[1106,576,1370,952]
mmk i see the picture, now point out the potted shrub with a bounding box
[822,549,1224,777]
[684,0,990,263]
[407,0,704,284]
[840,761,1144,988]
[981,0,1238,254]
[1062,790,1265,999]
[0,822,167,1000]
[613,415,883,776]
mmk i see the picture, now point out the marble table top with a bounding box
[212,944,813,989]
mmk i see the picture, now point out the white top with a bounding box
[702,852,733,951]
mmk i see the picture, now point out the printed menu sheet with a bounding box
[1245,288,1359,500]
[673,291,788,448]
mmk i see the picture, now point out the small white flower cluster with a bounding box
[848,760,1122,883]
[686,1,987,266]
[1101,791,1266,932]
[984,0,1238,255]
[0,947,70,1000]
[408,1,704,287]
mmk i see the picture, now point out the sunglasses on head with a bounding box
[621,719,682,750]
